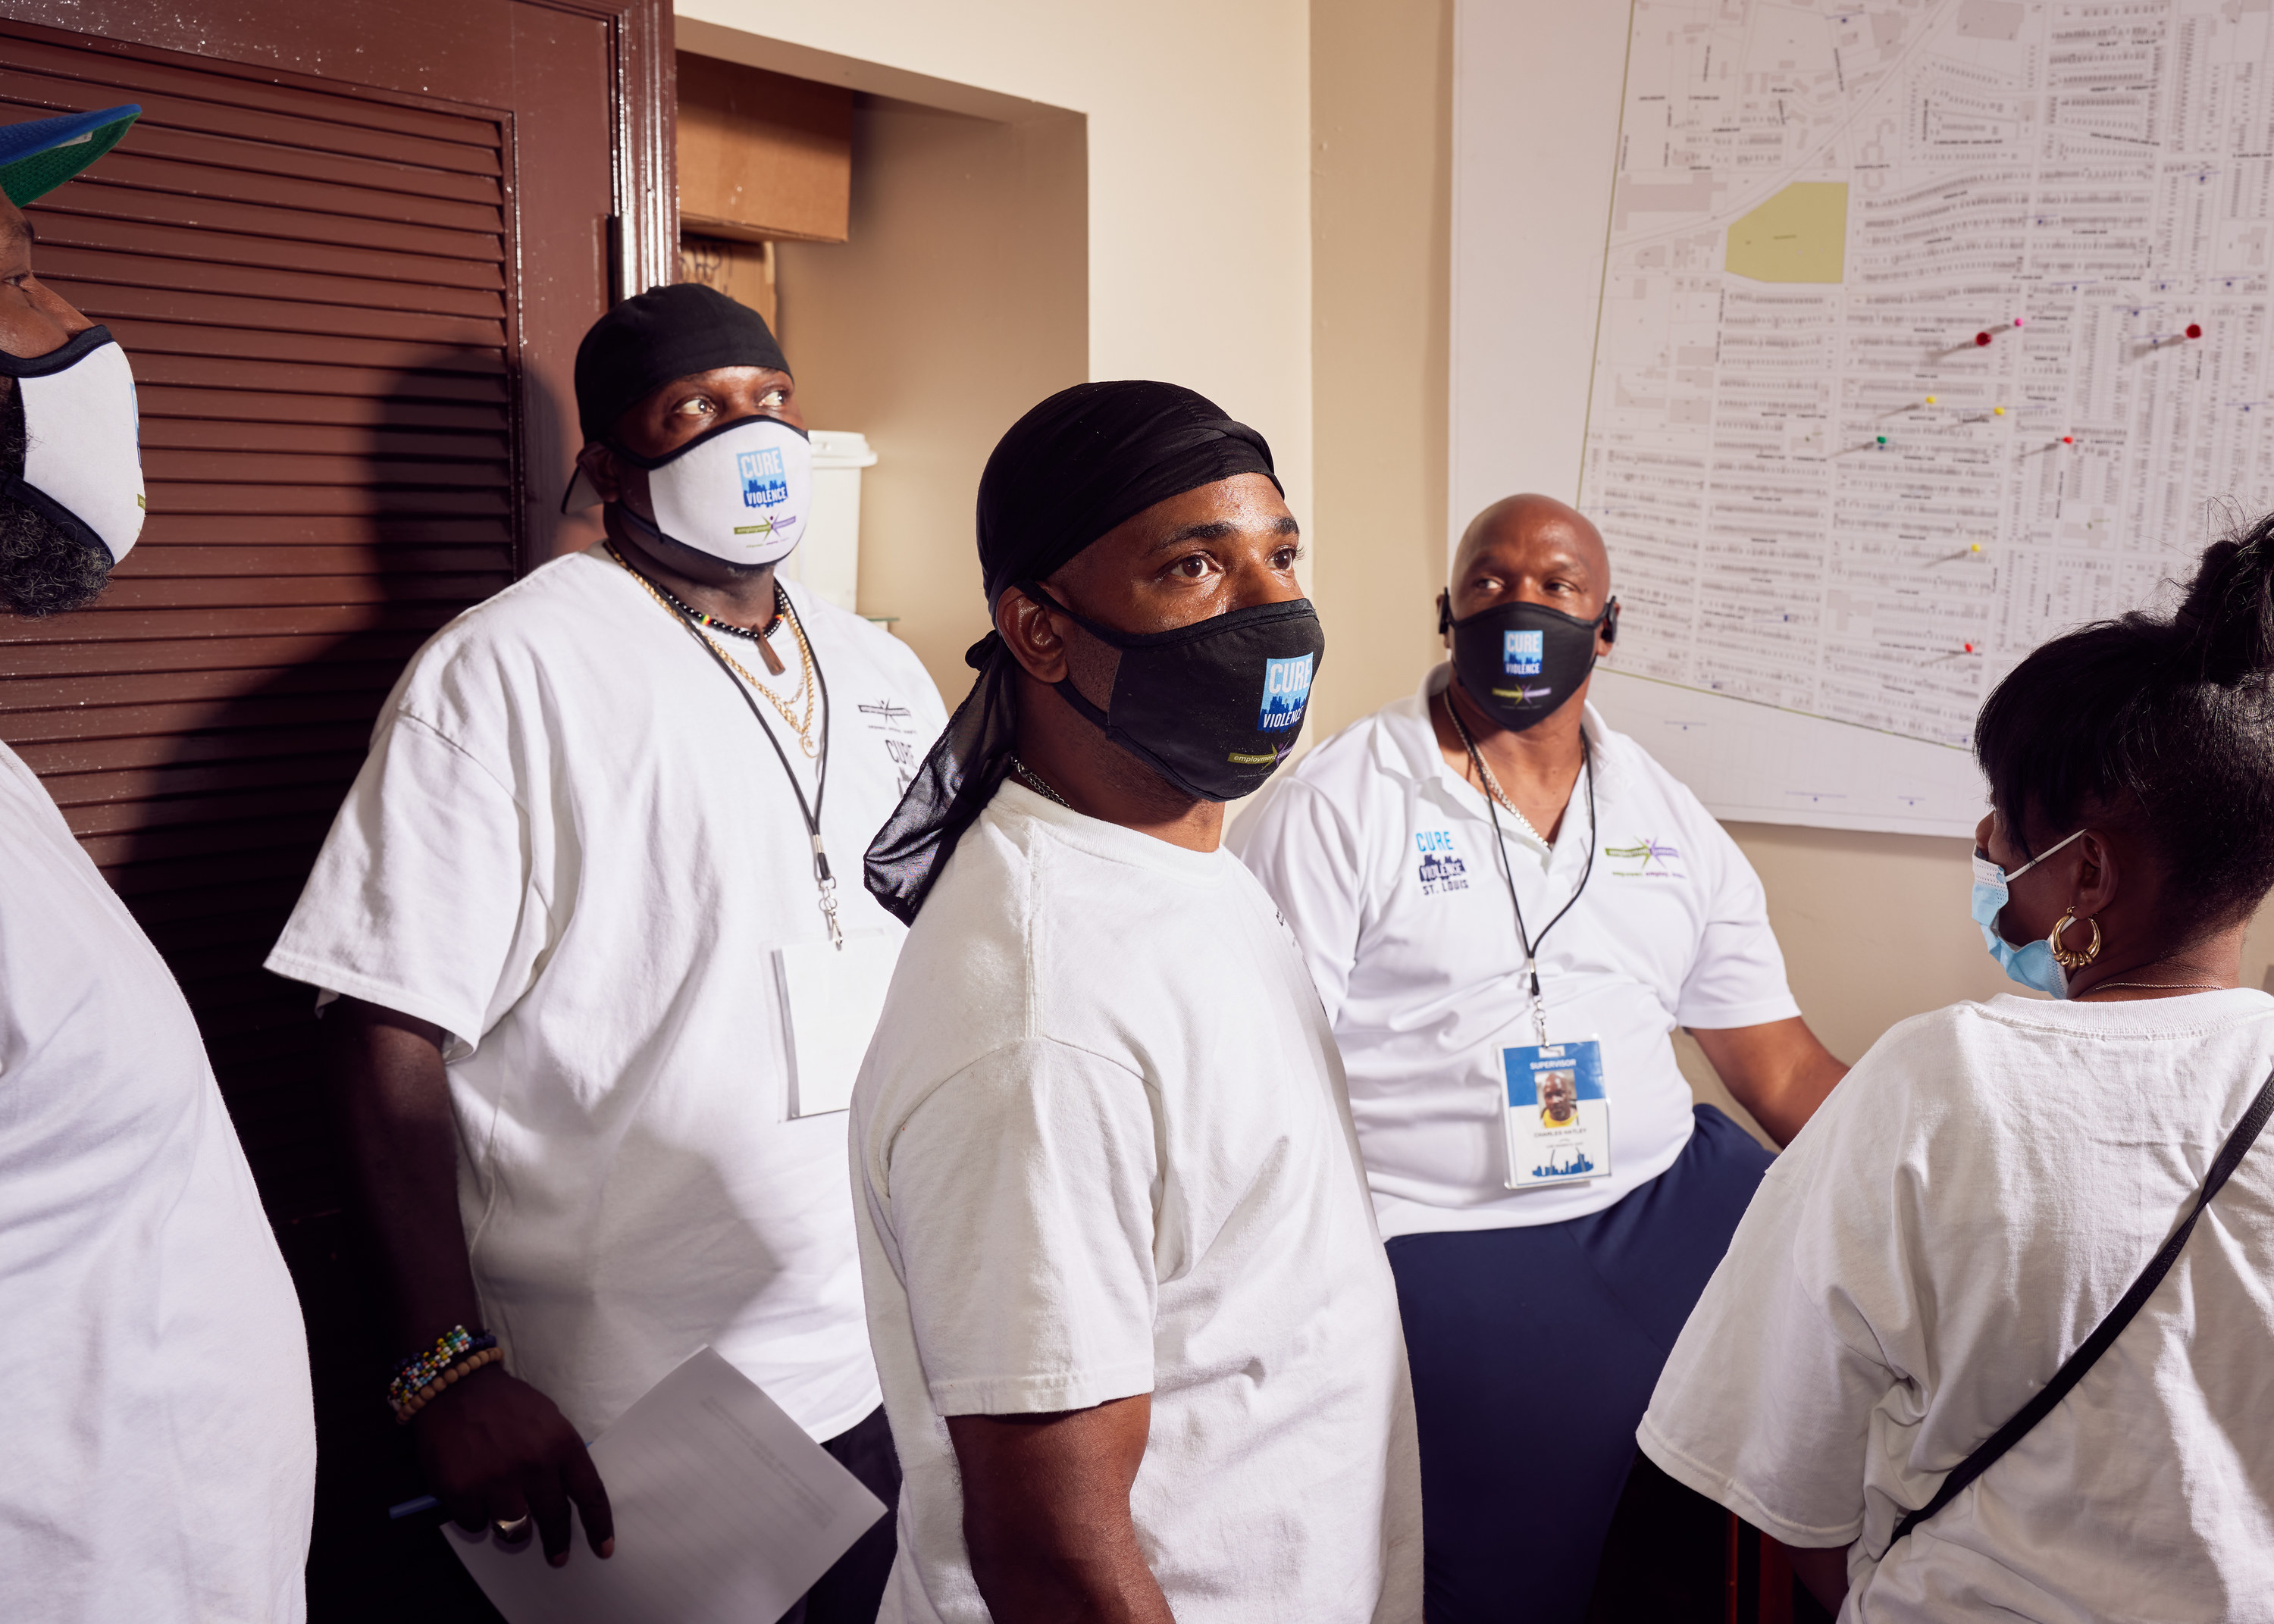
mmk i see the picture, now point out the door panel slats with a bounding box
[0,36,521,1213]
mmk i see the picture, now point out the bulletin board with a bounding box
[1457,0,2274,836]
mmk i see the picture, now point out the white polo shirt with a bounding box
[1229,663,1797,1235]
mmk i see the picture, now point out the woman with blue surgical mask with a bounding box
[1635,524,2274,1621]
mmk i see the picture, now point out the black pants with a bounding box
[1385,1107,1774,1623]
[775,1406,901,1624]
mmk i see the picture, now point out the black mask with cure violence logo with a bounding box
[1440,593,1619,732]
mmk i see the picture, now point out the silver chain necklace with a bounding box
[1009,756,1072,809]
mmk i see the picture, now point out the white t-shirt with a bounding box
[1229,665,1798,1234]
[852,782,1424,1624]
[267,549,947,1442]
[1640,989,2274,1623]
[0,742,315,1621]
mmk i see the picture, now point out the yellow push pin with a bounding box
[1924,395,1937,405]
[1969,542,1983,554]
[1993,405,2006,416]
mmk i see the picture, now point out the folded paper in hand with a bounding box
[446,1346,886,1623]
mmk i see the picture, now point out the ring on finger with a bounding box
[494,1515,533,1541]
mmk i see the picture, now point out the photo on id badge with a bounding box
[1499,1040,1608,1189]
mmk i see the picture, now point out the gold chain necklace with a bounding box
[609,543,822,757]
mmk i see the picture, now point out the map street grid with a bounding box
[1577,0,2274,831]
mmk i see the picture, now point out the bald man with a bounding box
[1230,494,1846,1622]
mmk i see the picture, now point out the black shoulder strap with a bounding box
[1887,1063,2274,1550]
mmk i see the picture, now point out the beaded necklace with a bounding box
[607,541,820,756]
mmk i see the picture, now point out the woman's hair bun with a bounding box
[2174,517,2274,684]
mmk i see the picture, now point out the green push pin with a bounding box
[1875,434,1887,446]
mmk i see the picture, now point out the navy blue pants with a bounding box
[1385,1106,1774,1624]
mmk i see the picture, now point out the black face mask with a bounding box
[1440,593,1618,732]
[1023,584,1326,801]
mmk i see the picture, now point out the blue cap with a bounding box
[0,105,140,208]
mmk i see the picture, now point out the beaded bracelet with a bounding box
[391,1344,503,1424]
[387,1325,500,1422]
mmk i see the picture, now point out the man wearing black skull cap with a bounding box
[0,106,318,1619]
[269,283,944,1608]
[853,380,1422,1624]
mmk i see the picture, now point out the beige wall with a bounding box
[769,95,1086,684]
[1306,0,1454,740]
[676,0,1314,696]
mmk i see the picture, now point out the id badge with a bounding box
[1499,1038,1610,1190]
[774,934,901,1118]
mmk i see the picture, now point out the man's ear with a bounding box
[1599,596,1621,652]
[997,585,1071,685]
[575,440,625,504]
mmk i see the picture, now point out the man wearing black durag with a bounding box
[854,381,1422,1624]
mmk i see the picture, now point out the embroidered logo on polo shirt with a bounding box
[737,445,789,508]
[1258,653,1314,731]
[1415,828,1469,895]
[1605,837,1684,878]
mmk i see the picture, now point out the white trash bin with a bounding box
[784,429,876,614]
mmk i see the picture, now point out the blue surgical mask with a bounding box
[1969,826,2088,997]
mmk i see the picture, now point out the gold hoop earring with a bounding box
[2049,911,2102,970]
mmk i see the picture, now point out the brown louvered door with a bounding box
[0,8,672,1613]
[0,32,517,1219]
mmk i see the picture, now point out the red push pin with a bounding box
[2187,322,2203,339]
[1975,331,1994,346]
[2061,435,2074,445]
[1963,642,1976,654]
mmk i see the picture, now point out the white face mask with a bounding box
[0,326,145,564]
[590,415,811,568]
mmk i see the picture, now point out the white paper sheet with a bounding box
[446,1347,886,1623]
[775,932,900,1117]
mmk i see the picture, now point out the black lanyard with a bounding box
[1445,691,1596,1044]
[614,546,844,947]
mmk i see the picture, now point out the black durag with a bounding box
[864,380,1280,923]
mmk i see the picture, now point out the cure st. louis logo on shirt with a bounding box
[737,446,789,508]
[1605,836,1684,879]
[1258,652,1315,731]
[1503,629,1544,677]
[1415,828,1468,896]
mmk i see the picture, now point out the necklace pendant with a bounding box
[799,731,819,759]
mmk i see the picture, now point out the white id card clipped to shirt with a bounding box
[775,933,901,1118]
[1499,1039,1610,1189]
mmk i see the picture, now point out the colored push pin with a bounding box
[1975,330,1994,346]
[1993,405,2006,416]
[1963,642,1978,655]
[2188,323,2203,339]
[2012,317,2026,328]
[1969,543,1984,554]
[1875,434,1888,446]
[1924,395,1937,405]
